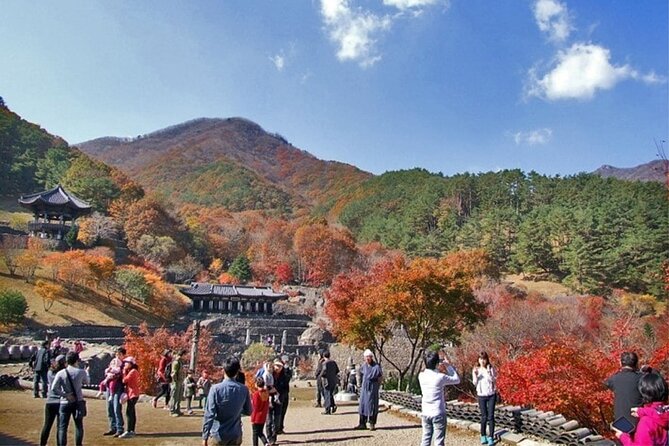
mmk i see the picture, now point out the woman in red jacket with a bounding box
[616,372,669,446]
[120,356,141,439]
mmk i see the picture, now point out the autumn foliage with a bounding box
[327,249,493,389]
[497,340,617,434]
[455,282,669,436]
[122,322,222,394]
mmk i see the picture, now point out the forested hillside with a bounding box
[0,99,69,195]
[78,118,372,213]
[1,101,667,300]
[337,168,668,296]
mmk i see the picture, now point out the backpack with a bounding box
[164,361,173,383]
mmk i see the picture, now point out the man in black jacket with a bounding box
[318,351,340,415]
[605,351,644,426]
[273,358,292,434]
[30,340,51,398]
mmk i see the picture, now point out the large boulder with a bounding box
[298,327,334,346]
[20,345,32,360]
[8,345,21,360]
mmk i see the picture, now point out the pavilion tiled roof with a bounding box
[18,184,91,210]
[181,283,287,299]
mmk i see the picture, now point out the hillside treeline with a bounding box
[2,100,666,298]
[338,168,668,297]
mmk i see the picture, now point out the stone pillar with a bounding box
[189,320,200,373]
[245,329,251,346]
[281,330,287,352]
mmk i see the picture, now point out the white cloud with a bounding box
[533,0,573,43]
[526,43,665,101]
[512,128,553,146]
[320,0,392,68]
[637,71,667,85]
[269,54,285,71]
[383,0,442,11]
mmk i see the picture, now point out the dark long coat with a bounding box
[358,361,382,417]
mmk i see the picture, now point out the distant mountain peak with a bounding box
[76,116,371,212]
[593,159,667,182]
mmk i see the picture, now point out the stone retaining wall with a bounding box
[379,391,616,446]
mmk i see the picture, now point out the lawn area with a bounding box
[0,262,166,331]
[505,274,572,298]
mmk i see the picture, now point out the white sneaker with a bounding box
[119,431,135,438]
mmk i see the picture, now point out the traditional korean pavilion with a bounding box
[18,185,91,239]
[181,283,287,315]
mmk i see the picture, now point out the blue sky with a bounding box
[1,0,667,176]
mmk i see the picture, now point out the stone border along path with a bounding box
[379,391,616,446]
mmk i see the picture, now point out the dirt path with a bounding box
[0,387,481,445]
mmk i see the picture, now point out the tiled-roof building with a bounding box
[180,283,287,315]
[18,185,91,239]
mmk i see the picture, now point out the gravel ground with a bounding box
[0,386,483,445]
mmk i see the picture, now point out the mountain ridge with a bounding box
[593,159,666,182]
[77,117,372,213]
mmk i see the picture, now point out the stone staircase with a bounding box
[198,313,315,356]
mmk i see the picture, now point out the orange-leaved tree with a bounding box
[497,338,617,435]
[294,222,357,286]
[122,322,222,394]
[35,279,67,312]
[327,249,492,390]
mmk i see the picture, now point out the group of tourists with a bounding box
[30,339,668,446]
[416,349,669,446]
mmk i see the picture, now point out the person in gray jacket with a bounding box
[40,354,66,446]
[51,352,90,446]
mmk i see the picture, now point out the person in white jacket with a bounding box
[418,351,461,446]
[472,351,497,446]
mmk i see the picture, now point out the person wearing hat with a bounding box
[119,356,140,438]
[153,349,172,409]
[355,349,383,431]
[40,354,66,446]
[273,358,292,435]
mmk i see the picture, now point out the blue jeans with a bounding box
[421,414,446,446]
[478,394,496,437]
[57,402,83,446]
[107,390,124,433]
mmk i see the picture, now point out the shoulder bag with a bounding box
[65,369,87,418]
